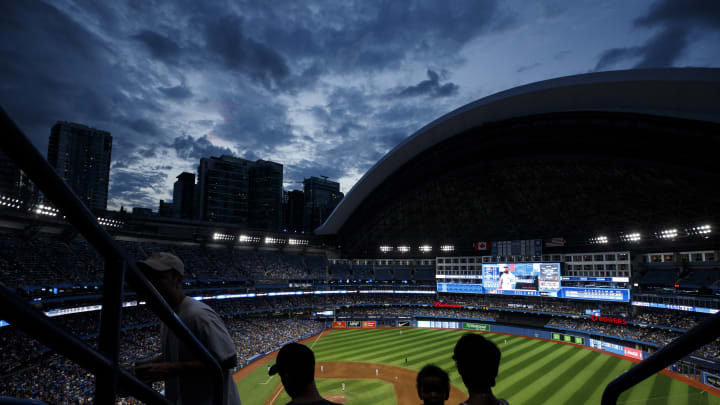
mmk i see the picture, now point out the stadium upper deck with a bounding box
[316,68,720,258]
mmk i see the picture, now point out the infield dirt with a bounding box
[264,361,467,405]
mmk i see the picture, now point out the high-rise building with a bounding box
[172,172,195,219]
[248,160,283,231]
[0,149,37,206]
[303,176,343,232]
[158,199,173,217]
[283,189,304,232]
[196,155,250,225]
[48,121,112,211]
[196,155,283,228]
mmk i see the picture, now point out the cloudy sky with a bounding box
[2,1,720,210]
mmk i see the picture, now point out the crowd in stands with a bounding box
[0,315,323,404]
[0,233,445,292]
[632,308,706,330]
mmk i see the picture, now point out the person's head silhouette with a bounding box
[416,364,450,405]
[269,343,340,404]
[269,343,315,397]
[453,333,507,404]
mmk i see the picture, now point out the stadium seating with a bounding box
[329,263,351,280]
[374,266,393,281]
[413,266,436,281]
[393,267,412,281]
[638,268,678,290]
[351,264,373,280]
[676,269,720,291]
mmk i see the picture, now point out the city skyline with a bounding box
[2,1,720,210]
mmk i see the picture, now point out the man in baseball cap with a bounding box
[269,343,340,404]
[134,252,242,405]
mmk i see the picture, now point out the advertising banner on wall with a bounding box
[363,321,377,328]
[703,372,720,389]
[624,347,643,360]
[551,332,584,345]
[463,323,490,331]
[398,320,410,327]
[347,321,361,328]
[589,339,642,359]
[332,321,346,328]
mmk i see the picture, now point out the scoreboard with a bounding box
[437,261,630,302]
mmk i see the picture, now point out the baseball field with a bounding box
[234,328,720,405]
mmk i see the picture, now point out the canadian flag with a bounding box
[473,241,489,250]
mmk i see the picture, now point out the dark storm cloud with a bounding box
[110,170,168,207]
[0,1,117,140]
[594,0,720,70]
[1,0,513,209]
[133,30,182,65]
[0,2,166,162]
[203,15,291,91]
[172,135,233,160]
[244,0,512,73]
[284,163,347,189]
[159,85,193,100]
[396,70,460,98]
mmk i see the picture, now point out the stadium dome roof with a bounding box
[316,68,720,256]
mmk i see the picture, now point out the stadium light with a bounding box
[398,246,410,253]
[419,245,432,253]
[288,238,308,246]
[440,244,454,252]
[588,236,608,244]
[619,233,641,242]
[686,224,712,236]
[379,246,393,253]
[656,228,678,239]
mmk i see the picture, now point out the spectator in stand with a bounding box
[269,343,340,404]
[453,334,509,405]
[417,364,450,405]
[134,252,241,405]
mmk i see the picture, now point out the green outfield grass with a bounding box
[237,328,720,405]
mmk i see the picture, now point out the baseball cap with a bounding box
[137,252,185,276]
[269,343,314,377]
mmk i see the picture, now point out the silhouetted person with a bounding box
[453,334,508,405]
[269,343,340,404]
[134,252,241,405]
[417,364,450,405]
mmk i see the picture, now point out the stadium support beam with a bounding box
[0,106,225,405]
[601,310,720,405]
[95,258,126,404]
[0,284,171,405]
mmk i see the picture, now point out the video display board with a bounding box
[437,262,629,302]
[482,263,561,295]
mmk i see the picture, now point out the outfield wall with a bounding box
[328,316,720,390]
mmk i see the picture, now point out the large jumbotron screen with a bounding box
[437,262,630,302]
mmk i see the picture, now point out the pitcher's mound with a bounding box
[324,394,348,403]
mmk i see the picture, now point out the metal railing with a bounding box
[601,307,720,404]
[0,106,225,405]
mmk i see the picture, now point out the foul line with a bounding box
[268,386,284,405]
[260,375,275,385]
[310,330,325,349]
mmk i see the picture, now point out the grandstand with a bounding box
[2,68,720,404]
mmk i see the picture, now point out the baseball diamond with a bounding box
[235,328,720,405]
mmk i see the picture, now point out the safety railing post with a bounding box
[95,258,126,404]
[0,106,226,405]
